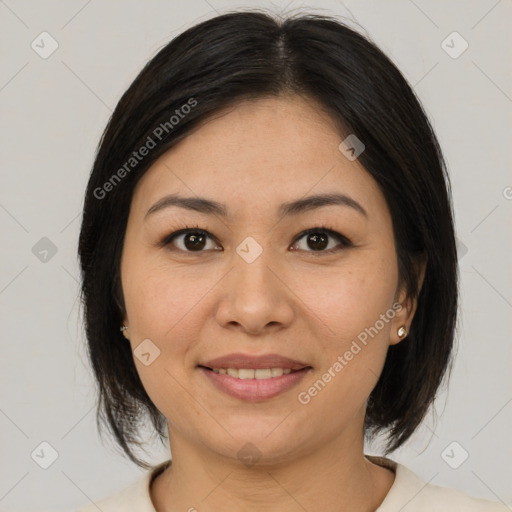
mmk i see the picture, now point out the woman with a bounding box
[75,10,506,511]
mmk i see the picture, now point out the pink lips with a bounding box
[198,353,312,401]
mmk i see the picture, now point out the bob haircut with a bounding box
[78,10,459,469]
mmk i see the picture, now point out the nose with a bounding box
[214,248,295,336]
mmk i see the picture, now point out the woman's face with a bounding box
[120,95,417,464]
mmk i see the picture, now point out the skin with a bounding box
[120,94,426,512]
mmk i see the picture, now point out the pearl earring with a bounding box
[397,325,407,338]
[120,325,128,332]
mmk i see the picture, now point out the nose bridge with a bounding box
[231,237,279,303]
[215,236,294,332]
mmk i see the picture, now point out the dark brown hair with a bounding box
[78,10,458,469]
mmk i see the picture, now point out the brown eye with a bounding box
[181,232,208,251]
[161,225,352,256]
[305,232,329,251]
[291,228,352,254]
[163,228,220,253]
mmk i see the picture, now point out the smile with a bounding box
[209,367,296,379]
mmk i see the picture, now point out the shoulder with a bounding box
[74,460,171,512]
[368,455,508,512]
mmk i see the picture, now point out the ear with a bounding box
[389,254,427,346]
[120,312,130,340]
[121,318,130,340]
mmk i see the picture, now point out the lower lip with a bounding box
[198,367,311,401]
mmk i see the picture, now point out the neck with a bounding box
[150,424,395,512]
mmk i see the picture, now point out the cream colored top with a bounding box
[75,455,508,511]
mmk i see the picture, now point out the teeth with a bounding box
[238,369,254,379]
[211,368,295,379]
[255,369,272,379]
[227,368,238,378]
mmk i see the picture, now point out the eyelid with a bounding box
[159,225,220,250]
[291,226,353,255]
[295,226,352,245]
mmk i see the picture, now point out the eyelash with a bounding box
[159,223,353,256]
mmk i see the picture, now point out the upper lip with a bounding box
[199,353,311,371]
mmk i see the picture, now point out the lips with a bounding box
[199,353,311,371]
[199,366,311,401]
[197,353,312,401]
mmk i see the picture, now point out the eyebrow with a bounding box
[144,192,368,220]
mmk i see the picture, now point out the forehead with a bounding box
[130,95,388,222]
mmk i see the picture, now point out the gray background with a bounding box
[0,0,511,510]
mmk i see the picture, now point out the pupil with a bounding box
[308,232,328,251]
[185,232,206,251]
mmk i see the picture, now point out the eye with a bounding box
[160,224,353,255]
[161,225,221,253]
[291,226,353,255]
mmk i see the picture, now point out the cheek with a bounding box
[296,255,396,404]
[302,256,397,343]
[122,263,210,420]
[123,259,213,340]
